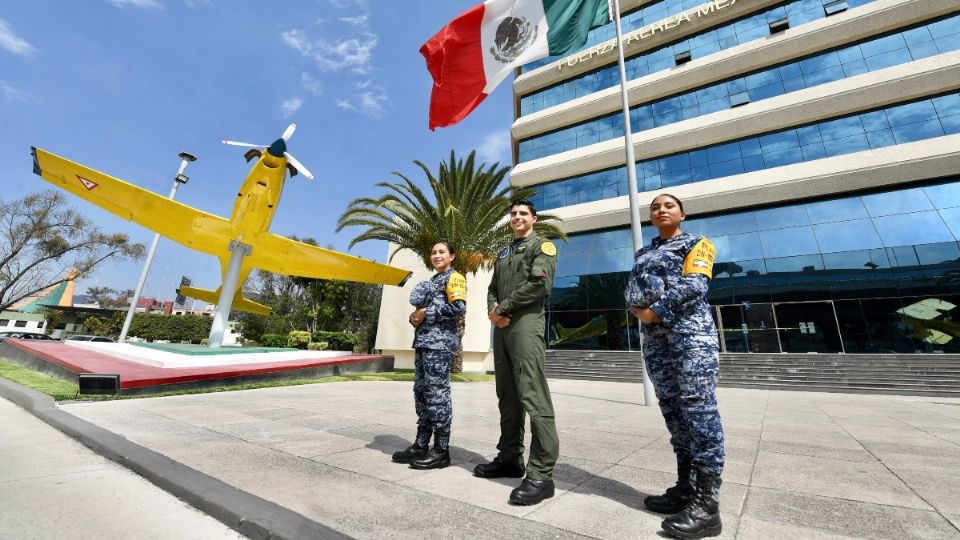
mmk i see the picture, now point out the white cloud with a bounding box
[281,29,311,55]
[106,0,163,7]
[0,20,36,56]
[336,81,387,118]
[0,80,30,101]
[339,14,368,27]
[282,29,378,75]
[301,73,322,95]
[476,132,511,165]
[328,0,366,8]
[280,97,303,118]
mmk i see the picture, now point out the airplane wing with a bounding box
[32,147,232,256]
[252,232,412,287]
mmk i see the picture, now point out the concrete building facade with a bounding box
[378,0,960,368]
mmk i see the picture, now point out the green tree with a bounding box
[85,286,118,308]
[337,150,566,371]
[0,191,145,312]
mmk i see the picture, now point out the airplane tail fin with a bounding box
[178,286,272,316]
[553,323,571,339]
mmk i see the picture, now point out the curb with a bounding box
[0,377,350,540]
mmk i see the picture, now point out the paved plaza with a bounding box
[2,378,960,539]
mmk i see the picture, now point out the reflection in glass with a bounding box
[813,219,884,252]
[759,227,820,258]
[914,242,960,265]
[873,211,954,247]
[545,180,960,353]
[862,187,933,216]
[755,205,809,230]
[764,254,825,273]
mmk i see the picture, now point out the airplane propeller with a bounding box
[222,123,315,180]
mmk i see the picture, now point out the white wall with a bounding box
[375,245,495,372]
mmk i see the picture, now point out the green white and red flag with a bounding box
[420,0,610,130]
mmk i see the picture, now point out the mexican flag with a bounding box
[420,0,610,130]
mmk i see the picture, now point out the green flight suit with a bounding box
[487,231,559,481]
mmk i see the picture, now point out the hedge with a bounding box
[287,330,311,349]
[310,331,358,351]
[260,334,287,348]
[126,313,212,343]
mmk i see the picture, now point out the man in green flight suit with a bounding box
[474,199,559,506]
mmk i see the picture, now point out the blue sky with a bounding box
[0,0,513,303]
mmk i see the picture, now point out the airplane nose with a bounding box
[267,138,287,158]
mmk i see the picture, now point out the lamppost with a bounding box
[118,152,197,343]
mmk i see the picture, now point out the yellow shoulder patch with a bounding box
[683,238,716,280]
[446,272,467,303]
[540,241,557,256]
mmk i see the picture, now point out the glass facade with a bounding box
[529,91,960,211]
[519,0,876,112]
[547,179,960,353]
[519,13,960,162]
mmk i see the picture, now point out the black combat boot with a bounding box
[473,457,525,478]
[392,427,431,464]
[644,457,694,513]
[661,467,722,539]
[410,430,451,469]
[509,477,555,505]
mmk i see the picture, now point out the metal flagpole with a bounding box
[118,152,197,343]
[611,0,655,406]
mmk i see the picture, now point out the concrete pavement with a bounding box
[0,396,244,540]
[2,376,960,538]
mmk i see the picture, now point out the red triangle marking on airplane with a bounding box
[77,176,98,190]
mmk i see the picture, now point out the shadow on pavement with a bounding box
[366,433,656,513]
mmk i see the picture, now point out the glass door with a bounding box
[773,301,844,353]
[718,302,781,353]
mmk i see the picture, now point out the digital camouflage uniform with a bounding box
[487,232,559,481]
[627,232,725,477]
[410,269,467,443]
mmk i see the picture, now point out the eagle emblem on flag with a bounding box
[490,16,537,63]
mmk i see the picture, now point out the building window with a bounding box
[768,18,790,34]
[824,0,848,16]
[14,320,27,327]
[529,90,960,211]
[730,92,750,108]
[547,179,960,353]
[674,51,691,66]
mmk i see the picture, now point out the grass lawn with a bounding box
[0,361,494,402]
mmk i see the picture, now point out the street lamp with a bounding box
[118,152,197,343]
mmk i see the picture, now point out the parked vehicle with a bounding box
[64,335,116,343]
[0,331,57,342]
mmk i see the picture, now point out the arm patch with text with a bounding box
[683,238,716,280]
[446,272,467,302]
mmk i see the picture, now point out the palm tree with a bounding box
[337,150,566,372]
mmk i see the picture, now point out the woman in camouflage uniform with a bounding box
[626,194,725,539]
[392,241,467,470]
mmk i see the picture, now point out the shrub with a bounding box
[310,331,358,351]
[308,342,329,351]
[287,330,311,349]
[126,313,212,343]
[260,333,287,348]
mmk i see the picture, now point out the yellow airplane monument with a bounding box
[31,124,411,347]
